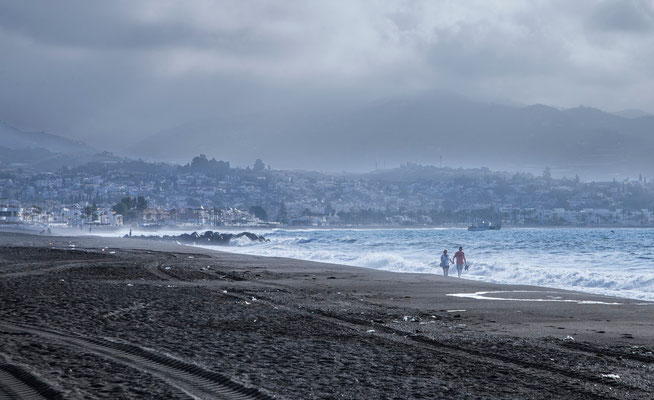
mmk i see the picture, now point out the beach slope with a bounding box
[0,232,653,399]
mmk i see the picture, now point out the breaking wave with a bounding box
[464,262,654,301]
[199,227,654,301]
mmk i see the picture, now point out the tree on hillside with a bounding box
[83,204,97,222]
[249,206,268,221]
[112,200,129,218]
[253,159,265,171]
[191,154,210,170]
[324,202,335,216]
[136,195,148,211]
[180,154,230,176]
[277,202,288,224]
[112,195,147,222]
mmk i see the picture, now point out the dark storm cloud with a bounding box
[0,1,302,59]
[0,0,653,159]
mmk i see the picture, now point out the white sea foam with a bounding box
[447,290,623,305]
[464,262,654,301]
[352,252,412,271]
[203,227,654,302]
[80,226,654,302]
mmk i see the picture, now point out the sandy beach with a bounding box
[1,231,653,399]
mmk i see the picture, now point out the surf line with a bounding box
[447,290,623,305]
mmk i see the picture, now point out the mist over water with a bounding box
[192,228,654,301]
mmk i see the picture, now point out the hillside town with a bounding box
[2,155,654,228]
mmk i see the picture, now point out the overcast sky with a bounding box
[1,0,653,147]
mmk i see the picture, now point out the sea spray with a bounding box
[158,227,653,301]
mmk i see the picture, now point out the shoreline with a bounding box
[2,230,653,335]
[1,232,654,398]
[5,227,654,302]
[4,224,654,235]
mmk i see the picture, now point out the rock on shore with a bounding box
[124,230,268,245]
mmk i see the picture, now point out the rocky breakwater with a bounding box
[125,230,268,246]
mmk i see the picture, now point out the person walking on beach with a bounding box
[440,249,452,276]
[453,247,467,278]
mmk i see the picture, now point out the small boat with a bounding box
[467,221,501,231]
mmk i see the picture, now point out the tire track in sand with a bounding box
[118,263,644,398]
[144,262,179,281]
[0,362,63,400]
[0,322,273,400]
[221,288,638,400]
[130,269,631,398]
[0,260,117,279]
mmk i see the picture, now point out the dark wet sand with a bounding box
[1,232,653,399]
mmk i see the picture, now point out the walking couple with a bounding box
[440,247,467,277]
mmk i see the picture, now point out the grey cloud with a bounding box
[425,23,567,79]
[0,0,303,60]
[0,0,654,169]
[588,0,654,33]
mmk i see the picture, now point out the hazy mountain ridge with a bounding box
[613,109,652,119]
[0,121,127,171]
[0,120,94,154]
[129,93,654,178]
[3,93,653,178]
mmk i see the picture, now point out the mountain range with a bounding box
[0,121,121,171]
[0,120,93,154]
[127,93,654,178]
[2,93,654,178]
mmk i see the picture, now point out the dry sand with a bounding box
[0,231,653,399]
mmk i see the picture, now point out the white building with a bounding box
[99,208,123,226]
[0,200,22,223]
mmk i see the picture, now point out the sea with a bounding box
[95,227,654,301]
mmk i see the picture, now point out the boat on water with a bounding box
[467,221,501,231]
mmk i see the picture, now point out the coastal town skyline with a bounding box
[3,152,654,229]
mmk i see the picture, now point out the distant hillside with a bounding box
[111,93,654,178]
[0,121,125,171]
[613,109,652,119]
[0,120,94,154]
